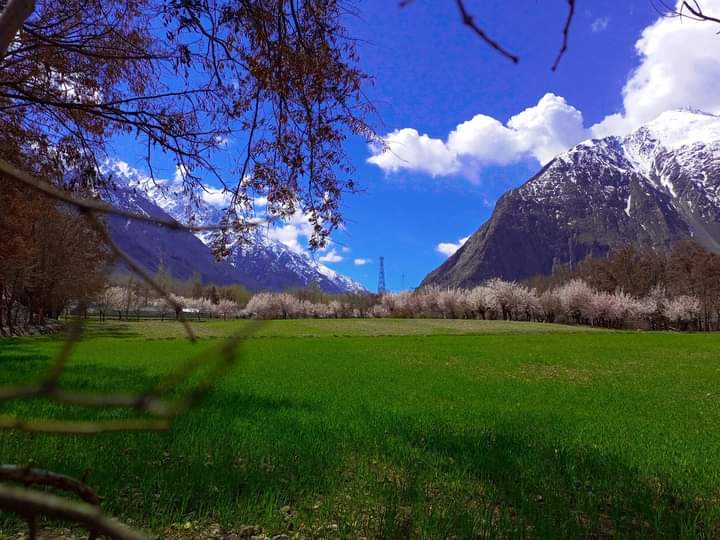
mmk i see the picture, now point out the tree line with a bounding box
[528,241,720,330]
[115,241,714,331]
[0,179,108,334]
[7,236,720,333]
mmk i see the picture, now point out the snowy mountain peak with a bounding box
[630,109,720,152]
[423,109,720,288]
[102,160,367,294]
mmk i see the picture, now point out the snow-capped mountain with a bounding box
[422,109,720,288]
[102,162,366,293]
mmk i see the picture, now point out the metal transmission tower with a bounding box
[377,256,386,295]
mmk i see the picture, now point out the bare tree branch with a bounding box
[681,0,720,26]
[453,0,518,64]
[401,0,581,70]
[0,158,271,233]
[83,209,198,342]
[0,0,35,59]
[0,416,171,433]
[551,0,576,71]
[0,465,101,506]
[0,485,148,540]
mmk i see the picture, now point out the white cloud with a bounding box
[214,135,230,148]
[591,0,720,137]
[368,94,588,178]
[173,164,188,184]
[436,236,470,257]
[319,249,343,263]
[200,186,231,208]
[369,4,720,178]
[266,211,315,253]
[591,17,609,33]
[367,128,459,176]
[353,258,371,266]
[507,94,588,163]
[341,246,351,253]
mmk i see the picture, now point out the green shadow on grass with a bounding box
[80,322,145,340]
[355,413,710,539]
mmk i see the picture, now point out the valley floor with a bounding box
[1,320,719,538]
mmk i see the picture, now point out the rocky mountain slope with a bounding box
[102,163,366,293]
[422,109,720,288]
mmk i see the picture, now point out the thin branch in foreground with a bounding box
[551,0,576,71]
[83,210,197,342]
[401,0,584,70]
[159,321,264,411]
[0,321,263,434]
[0,383,176,416]
[44,314,84,387]
[454,0,519,63]
[0,465,101,506]
[0,158,272,234]
[681,0,720,28]
[0,485,148,540]
[0,416,171,433]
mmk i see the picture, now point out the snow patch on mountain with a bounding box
[423,108,720,288]
[102,160,367,294]
[643,110,720,151]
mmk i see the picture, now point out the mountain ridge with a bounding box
[422,109,720,288]
[102,162,366,293]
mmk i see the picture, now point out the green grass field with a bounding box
[1,319,720,538]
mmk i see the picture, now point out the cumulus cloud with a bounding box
[319,249,343,263]
[369,3,720,178]
[266,211,315,253]
[591,17,609,33]
[507,95,588,163]
[367,128,459,176]
[368,94,588,178]
[436,236,470,257]
[200,186,231,207]
[591,0,720,137]
[353,258,371,266]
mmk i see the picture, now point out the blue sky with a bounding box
[332,0,657,291]
[113,0,720,291]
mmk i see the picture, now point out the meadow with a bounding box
[1,319,720,539]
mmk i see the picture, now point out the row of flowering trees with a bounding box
[222,279,704,330]
[244,293,360,319]
[90,287,371,321]
[372,280,702,330]
[533,241,720,331]
[92,286,243,321]
[90,278,706,330]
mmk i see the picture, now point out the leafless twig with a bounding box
[0,485,147,540]
[0,158,272,233]
[0,464,101,506]
[0,319,262,432]
[453,0,519,64]
[651,0,720,33]
[401,0,580,69]
[551,0,576,71]
[0,416,171,433]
